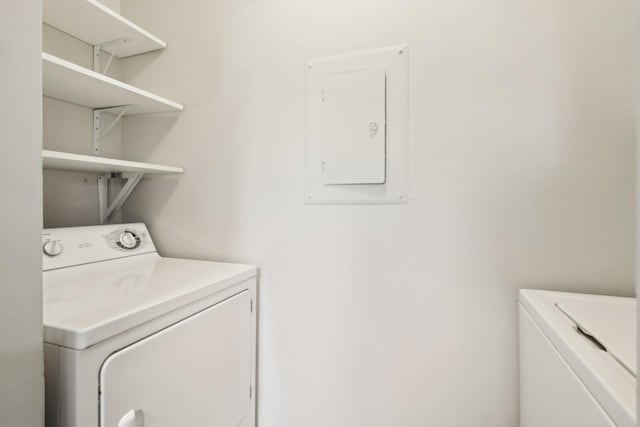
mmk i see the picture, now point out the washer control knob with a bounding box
[43,240,63,257]
[118,231,139,250]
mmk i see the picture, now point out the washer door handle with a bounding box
[118,409,143,427]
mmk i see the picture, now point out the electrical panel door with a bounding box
[322,69,386,185]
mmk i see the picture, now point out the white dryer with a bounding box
[42,223,257,427]
[519,289,636,427]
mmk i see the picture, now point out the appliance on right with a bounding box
[519,289,636,427]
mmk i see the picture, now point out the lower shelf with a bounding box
[42,150,184,174]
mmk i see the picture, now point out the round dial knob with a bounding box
[118,231,139,249]
[43,240,63,257]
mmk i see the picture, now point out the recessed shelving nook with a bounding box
[41,0,184,224]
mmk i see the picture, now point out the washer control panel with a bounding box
[42,223,157,271]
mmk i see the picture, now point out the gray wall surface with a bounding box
[0,1,44,426]
[118,0,636,426]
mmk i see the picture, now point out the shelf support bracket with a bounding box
[93,106,131,155]
[93,38,130,74]
[97,171,144,224]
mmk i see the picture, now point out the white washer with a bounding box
[42,223,258,427]
[519,289,636,427]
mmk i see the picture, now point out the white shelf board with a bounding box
[43,150,184,174]
[43,0,166,58]
[43,52,184,114]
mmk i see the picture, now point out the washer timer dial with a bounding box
[117,230,141,250]
[42,240,63,257]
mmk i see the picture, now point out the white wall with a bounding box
[637,12,640,424]
[119,0,636,426]
[0,0,44,425]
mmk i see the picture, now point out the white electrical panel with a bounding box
[305,45,408,204]
[322,69,386,185]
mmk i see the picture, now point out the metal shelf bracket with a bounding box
[93,105,131,155]
[97,171,144,224]
[93,38,130,74]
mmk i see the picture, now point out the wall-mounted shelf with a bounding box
[43,0,166,58]
[43,52,184,114]
[41,1,183,225]
[43,150,184,174]
[43,150,183,224]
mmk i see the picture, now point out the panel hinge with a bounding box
[250,299,253,312]
[97,171,144,224]
[250,386,253,399]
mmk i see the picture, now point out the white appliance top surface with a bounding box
[519,289,636,427]
[43,253,256,350]
[557,299,636,376]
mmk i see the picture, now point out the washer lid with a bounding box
[557,300,636,376]
[519,290,636,427]
[43,253,256,350]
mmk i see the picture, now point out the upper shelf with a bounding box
[43,150,184,174]
[43,52,184,114]
[43,0,166,58]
